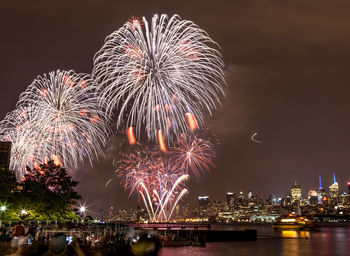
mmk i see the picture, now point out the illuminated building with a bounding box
[317,189,327,205]
[308,190,318,206]
[226,192,235,204]
[347,181,350,195]
[281,193,291,207]
[291,182,302,204]
[238,191,244,199]
[340,192,349,206]
[0,142,11,171]
[329,172,339,200]
[198,196,210,209]
[248,191,253,199]
[268,194,278,205]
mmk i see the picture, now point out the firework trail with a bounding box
[116,145,189,221]
[0,70,109,177]
[93,14,225,147]
[114,129,217,221]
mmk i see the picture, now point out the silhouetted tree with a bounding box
[0,168,16,200]
[14,161,82,220]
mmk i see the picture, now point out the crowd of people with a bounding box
[0,221,160,256]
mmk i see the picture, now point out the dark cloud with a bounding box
[1,0,350,212]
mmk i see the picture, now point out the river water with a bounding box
[159,224,350,256]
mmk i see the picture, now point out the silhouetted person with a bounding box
[11,221,27,253]
[13,221,25,237]
[28,221,37,239]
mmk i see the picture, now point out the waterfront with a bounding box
[159,224,350,256]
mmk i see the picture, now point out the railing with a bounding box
[125,222,211,230]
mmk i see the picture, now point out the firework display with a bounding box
[93,14,225,146]
[114,130,217,221]
[0,13,224,222]
[116,145,189,221]
[0,107,50,177]
[169,133,216,179]
[0,70,109,177]
[100,14,224,221]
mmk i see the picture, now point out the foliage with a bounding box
[0,168,16,201]
[0,161,81,221]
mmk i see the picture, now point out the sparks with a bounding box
[93,14,225,143]
[158,130,167,153]
[185,112,198,130]
[127,127,136,145]
[0,70,110,177]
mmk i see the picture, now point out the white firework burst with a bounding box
[93,14,225,145]
[1,70,111,175]
[0,107,48,177]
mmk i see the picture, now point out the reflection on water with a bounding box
[159,225,350,256]
[281,232,311,256]
[281,230,310,239]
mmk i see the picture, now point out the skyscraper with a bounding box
[247,191,253,199]
[308,190,318,206]
[0,142,11,171]
[198,196,210,209]
[329,172,339,200]
[291,182,302,204]
[238,191,244,199]
[226,192,235,204]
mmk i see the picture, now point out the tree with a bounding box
[0,168,16,201]
[17,161,81,220]
[0,168,17,220]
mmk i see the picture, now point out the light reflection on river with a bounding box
[159,224,350,256]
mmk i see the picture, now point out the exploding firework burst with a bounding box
[93,14,225,147]
[0,107,53,177]
[114,129,218,221]
[0,70,109,177]
[116,145,188,221]
[169,132,216,179]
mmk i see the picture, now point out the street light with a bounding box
[19,209,28,220]
[79,205,87,222]
[80,206,86,213]
[0,205,6,227]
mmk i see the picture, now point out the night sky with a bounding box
[1,0,350,213]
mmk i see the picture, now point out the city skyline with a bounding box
[197,173,350,202]
[1,2,350,256]
[103,174,350,222]
[1,1,350,212]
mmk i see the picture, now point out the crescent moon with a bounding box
[251,132,263,144]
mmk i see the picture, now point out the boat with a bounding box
[273,214,316,231]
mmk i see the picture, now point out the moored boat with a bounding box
[273,214,316,231]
